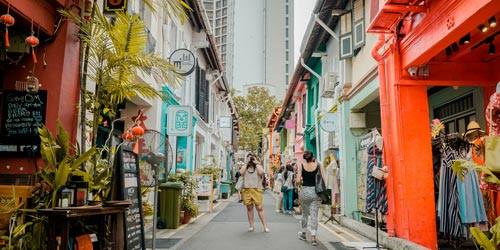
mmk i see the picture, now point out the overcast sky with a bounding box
[294,0,315,62]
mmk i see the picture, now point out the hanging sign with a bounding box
[285,119,296,129]
[104,0,127,12]
[169,49,196,76]
[167,105,193,136]
[320,112,336,132]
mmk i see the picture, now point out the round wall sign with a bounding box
[319,112,336,132]
[169,49,196,76]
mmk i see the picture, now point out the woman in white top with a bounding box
[240,153,271,232]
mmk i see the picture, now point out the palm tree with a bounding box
[60,2,187,148]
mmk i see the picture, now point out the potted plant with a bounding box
[181,197,199,224]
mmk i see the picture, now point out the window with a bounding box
[221,45,226,53]
[223,0,227,7]
[302,95,307,128]
[286,17,289,26]
[339,11,353,59]
[286,40,289,49]
[286,75,289,85]
[286,28,289,37]
[286,5,288,15]
[222,8,227,16]
[216,10,221,18]
[286,64,289,73]
[286,51,289,60]
[216,1,221,8]
[433,93,476,134]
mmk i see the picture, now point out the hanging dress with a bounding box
[365,144,388,214]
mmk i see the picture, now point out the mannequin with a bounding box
[325,153,340,213]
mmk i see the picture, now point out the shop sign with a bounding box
[104,0,127,12]
[285,119,295,129]
[169,49,196,76]
[219,116,231,128]
[319,112,336,132]
[167,105,193,136]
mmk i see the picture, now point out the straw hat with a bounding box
[464,121,485,137]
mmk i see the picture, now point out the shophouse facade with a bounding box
[0,0,238,182]
[272,0,500,249]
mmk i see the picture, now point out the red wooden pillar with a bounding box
[383,51,438,249]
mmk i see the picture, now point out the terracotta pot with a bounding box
[182,213,191,224]
[179,210,185,224]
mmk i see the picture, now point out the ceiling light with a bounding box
[478,24,488,32]
[459,34,470,45]
[489,43,496,55]
[451,42,459,52]
[489,16,497,28]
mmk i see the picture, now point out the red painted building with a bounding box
[368,0,500,249]
[0,0,81,175]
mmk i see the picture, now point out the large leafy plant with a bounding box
[38,121,96,208]
[452,160,500,249]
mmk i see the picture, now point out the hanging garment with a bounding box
[437,143,469,239]
[456,163,487,224]
[365,144,388,214]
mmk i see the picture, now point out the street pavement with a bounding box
[145,190,386,250]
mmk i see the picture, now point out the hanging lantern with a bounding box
[131,126,145,137]
[122,131,133,141]
[0,10,14,47]
[25,35,39,63]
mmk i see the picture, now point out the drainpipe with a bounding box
[371,34,396,236]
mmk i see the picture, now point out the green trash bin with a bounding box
[220,181,231,199]
[158,182,183,229]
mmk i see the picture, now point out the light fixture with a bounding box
[451,42,459,52]
[459,34,470,45]
[445,46,452,56]
[478,24,489,33]
[489,43,496,55]
[489,16,497,28]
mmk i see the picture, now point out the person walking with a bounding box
[296,150,325,246]
[274,166,285,213]
[240,153,271,233]
[282,164,294,214]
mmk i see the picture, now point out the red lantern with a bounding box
[131,126,144,136]
[122,131,133,140]
[25,35,39,63]
[0,13,14,47]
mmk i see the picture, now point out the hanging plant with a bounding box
[0,1,14,47]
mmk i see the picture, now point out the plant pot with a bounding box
[179,210,185,224]
[182,213,191,224]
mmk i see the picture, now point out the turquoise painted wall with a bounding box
[341,78,379,221]
[305,62,322,156]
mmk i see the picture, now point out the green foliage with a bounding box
[37,121,95,208]
[452,159,500,249]
[167,172,199,218]
[232,87,280,153]
[59,4,184,147]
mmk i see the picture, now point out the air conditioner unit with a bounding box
[320,72,338,98]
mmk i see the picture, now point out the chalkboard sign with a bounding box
[0,90,47,154]
[116,146,145,250]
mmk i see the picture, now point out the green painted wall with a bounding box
[305,62,322,156]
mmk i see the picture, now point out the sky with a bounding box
[294,0,315,63]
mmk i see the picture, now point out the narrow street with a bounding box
[146,191,382,250]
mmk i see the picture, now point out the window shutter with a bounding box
[339,11,353,59]
[195,66,201,112]
[203,79,209,123]
[353,0,365,50]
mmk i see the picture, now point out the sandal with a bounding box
[264,227,271,233]
[248,227,254,232]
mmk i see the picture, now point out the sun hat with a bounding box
[464,121,485,137]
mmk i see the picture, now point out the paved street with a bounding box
[146,191,384,250]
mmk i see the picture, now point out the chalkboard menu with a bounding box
[116,146,145,250]
[0,90,47,154]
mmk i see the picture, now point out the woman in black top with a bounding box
[295,150,325,246]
